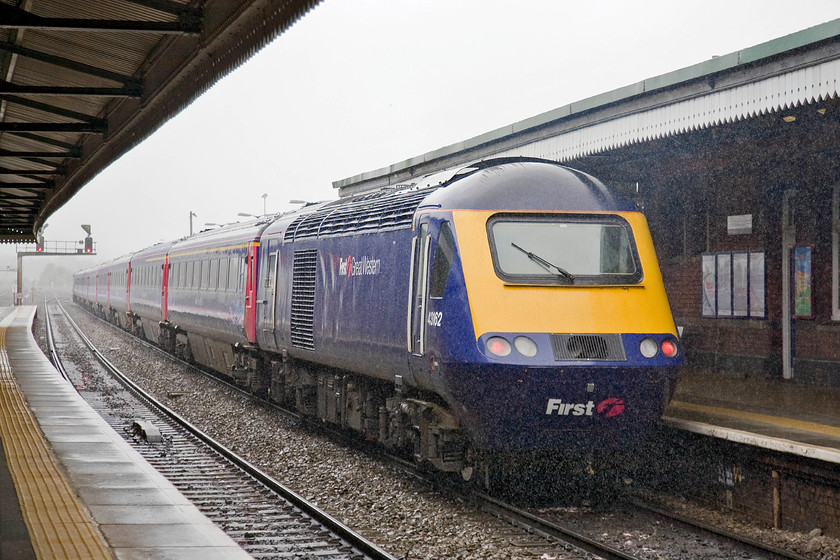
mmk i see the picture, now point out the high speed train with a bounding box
[74,158,682,480]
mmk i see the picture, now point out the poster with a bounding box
[702,254,716,316]
[702,251,765,318]
[749,252,765,318]
[794,246,812,319]
[732,253,749,317]
[716,253,732,316]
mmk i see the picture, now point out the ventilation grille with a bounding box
[550,334,626,361]
[290,250,317,350]
[284,186,438,242]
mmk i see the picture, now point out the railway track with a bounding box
[59,298,820,560]
[45,298,396,560]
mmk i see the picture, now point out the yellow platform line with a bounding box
[668,400,840,438]
[0,321,114,560]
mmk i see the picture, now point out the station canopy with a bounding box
[0,0,319,242]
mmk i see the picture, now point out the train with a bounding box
[73,158,683,481]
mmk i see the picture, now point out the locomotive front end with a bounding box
[442,208,681,456]
[407,161,683,476]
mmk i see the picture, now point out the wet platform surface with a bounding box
[0,306,252,559]
[665,369,840,463]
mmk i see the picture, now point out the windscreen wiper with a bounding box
[511,243,575,282]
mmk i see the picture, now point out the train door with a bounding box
[259,239,280,351]
[161,255,170,321]
[126,262,132,313]
[408,221,432,375]
[244,242,260,343]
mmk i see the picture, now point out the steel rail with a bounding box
[51,298,397,560]
[626,498,813,560]
[43,298,71,382]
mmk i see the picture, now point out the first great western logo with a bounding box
[338,255,381,277]
[545,398,626,418]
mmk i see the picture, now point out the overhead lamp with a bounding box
[782,115,797,123]
[817,108,827,115]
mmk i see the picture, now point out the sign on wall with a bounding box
[727,214,753,235]
[702,251,765,318]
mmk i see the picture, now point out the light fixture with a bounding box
[782,115,797,123]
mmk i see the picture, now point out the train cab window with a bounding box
[430,222,456,298]
[487,214,642,285]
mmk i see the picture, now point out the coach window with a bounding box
[201,259,209,289]
[210,259,219,290]
[219,259,228,292]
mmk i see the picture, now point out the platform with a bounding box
[0,306,252,560]
[664,369,840,464]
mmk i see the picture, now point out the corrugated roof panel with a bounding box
[22,29,158,77]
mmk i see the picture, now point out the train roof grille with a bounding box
[284,185,437,242]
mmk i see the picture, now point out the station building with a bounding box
[335,19,840,386]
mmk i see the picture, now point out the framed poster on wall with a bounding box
[794,245,813,319]
[716,253,732,316]
[702,254,716,316]
[702,250,766,319]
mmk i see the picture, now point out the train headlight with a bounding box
[661,339,678,358]
[639,338,658,358]
[514,336,538,357]
[486,337,512,357]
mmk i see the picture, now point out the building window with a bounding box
[702,251,765,318]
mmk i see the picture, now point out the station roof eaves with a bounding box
[334,18,840,193]
[0,0,321,243]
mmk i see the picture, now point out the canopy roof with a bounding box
[0,0,319,242]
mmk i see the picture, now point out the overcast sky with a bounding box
[5,0,840,289]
